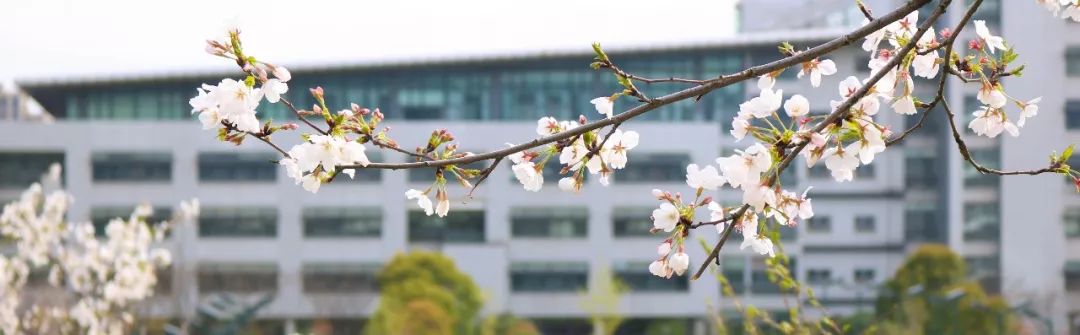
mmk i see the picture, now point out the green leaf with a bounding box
[1009,65,1025,77]
[591,42,608,62]
[244,75,256,88]
[1062,145,1075,163]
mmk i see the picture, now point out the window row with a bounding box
[804,215,878,234]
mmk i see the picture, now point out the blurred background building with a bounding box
[1,0,1079,334]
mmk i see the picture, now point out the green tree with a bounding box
[581,267,628,335]
[480,314,541,335]
[872,244,1013,335]
[365,251,484,335]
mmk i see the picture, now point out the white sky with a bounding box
[1,0,737,82]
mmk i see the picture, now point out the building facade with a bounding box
[2,1,1079,334]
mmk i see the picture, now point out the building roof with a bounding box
[16,28,845,89]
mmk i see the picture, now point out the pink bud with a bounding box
[651,189,664,198]
[310,86,324,97]
[940,28,953,39]
[657,242,672,256]
[968,40,982,51]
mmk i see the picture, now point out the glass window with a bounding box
[1067,47,1080,77]
[964,148,1000,187]
[301,263,380,293]
[806,269,832,284]
[198,152,277,182]
[807,216,831,233]
[905,204,941,243]
[967,0,1000,31]
[1066,261,1080,292]
[721,256,746,294]
[613,261,688,292]
[616,153,690,182]
[303,207,381,238]
[511,207,587,239]
[0,152,64,189]
[398,87,446,120]
[964,202,1000,241]
[855,215,876,233]
[91,152,171,182]
[198,207,277,238]
[613,208,654,237]
[1066,100,1080,129]
[91,206,173,237]
[509,262,588,292]
[750,257,796,294]
[854,268,875,284]
[532,319,593,335]
[408,210,485,243]
[905,151,937,188]
[965,256,1001,293]
[197,263,278,294]
[1064,207,1080,238]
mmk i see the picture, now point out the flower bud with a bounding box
[310,86,324,98]
[657,242,672,256]
[651,189,664,199]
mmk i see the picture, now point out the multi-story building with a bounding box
[1,1,1077,334]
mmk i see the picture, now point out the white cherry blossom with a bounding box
[707,202,727,233]
[536,116,560,136]
[823,145,861,182]
[742,184,777,212]
[669,252,690,276]
[648,260,672,278]
[406,189,434,216]
[978,81,1007,108]
[757,75,776,91]
[685,164,725,190]
[783,94,810,117]
[652,203,680,232]
[602,130,639,169]
[968,107,1019,138]
[1017,97,1041,127]
[854,125,886,164]
[512,162,544,192]
[974,20,1006,54]
[737,212,774,257]
[262,78,288,103]
[558,177,578,192]
[657,242,672,256]
[717,143,772,189]
[798,58,837,87]
[591,97,615,118]
[731,115,751,141]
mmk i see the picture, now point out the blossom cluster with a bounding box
[1036,0,1080,21]
[0,165,197,334]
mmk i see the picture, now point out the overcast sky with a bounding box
[2,0,737,83]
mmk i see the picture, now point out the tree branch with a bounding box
[692,0,948,280]
[335,0,935,172]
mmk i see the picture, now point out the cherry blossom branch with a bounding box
[278,96,329,135]
[692,0,948,280]
[940,99,1062,176]
[333,0,934,172]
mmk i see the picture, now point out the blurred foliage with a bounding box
[365,251,539,335]
[870,244,1014,335]
[365,251,483,335]
[581,267,629,335]
[479,314,541,335]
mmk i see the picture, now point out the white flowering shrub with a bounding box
[189,0,1079,285]
[0,165,197,334]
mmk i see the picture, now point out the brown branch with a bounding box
[625,74,705,85]
[692,0,948,280]
[468,157,503,198]
[334,0,935,172]
[940,99,1060,176]
[278,97,329,135]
